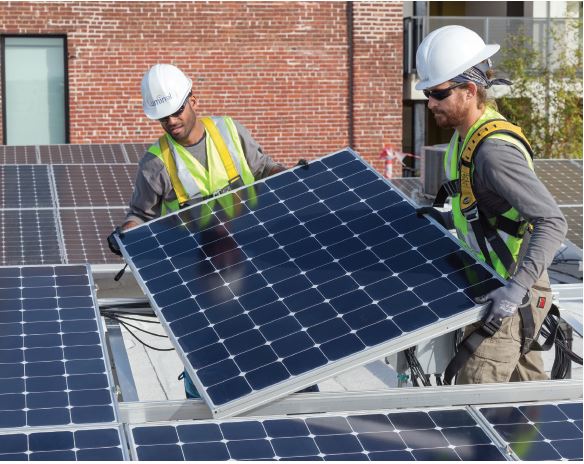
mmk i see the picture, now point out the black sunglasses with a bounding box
[159,93,192,122]
[423,83,466,101]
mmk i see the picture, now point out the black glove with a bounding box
[107,227,123,257]
[296,159,309,169]
[416,206,452,229]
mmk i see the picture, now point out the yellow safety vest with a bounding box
[147,116,256,217]
[444,107,534,278]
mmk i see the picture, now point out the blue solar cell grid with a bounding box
[0,265,118,429]
[129,407,507,461]
[118,148,503,416]
[476,401,583,461]
[0,425,126,461]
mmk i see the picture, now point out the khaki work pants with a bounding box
[457,272,553,384]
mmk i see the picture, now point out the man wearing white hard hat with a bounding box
[107,64,315,398]
[415,26,567,384]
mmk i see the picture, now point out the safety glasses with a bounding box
[423,83,466,101]
[158,93,192,122]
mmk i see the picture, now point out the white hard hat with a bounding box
[415,25,500,90]
[141,64,193,120]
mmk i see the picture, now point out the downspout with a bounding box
[347,1,354,148]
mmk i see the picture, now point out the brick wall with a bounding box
[0,1,402,173]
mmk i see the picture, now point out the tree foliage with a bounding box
[497,21,582,159]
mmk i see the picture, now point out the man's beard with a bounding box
[432,108,465,129]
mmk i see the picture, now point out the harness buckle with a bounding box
[481,318,502,337]
[463,206,480,223]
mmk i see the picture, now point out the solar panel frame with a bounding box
[0,264,121,430]
[0,424,128,461]
[471,400,583,461]
[127,406,508,461]
[117,148,504,418]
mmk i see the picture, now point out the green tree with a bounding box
[497,21,582,159]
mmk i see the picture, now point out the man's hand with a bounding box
[106,226,123,257]
[475,280,529,325]
[416,206,452,229]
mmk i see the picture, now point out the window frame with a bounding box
[1,34,70,144]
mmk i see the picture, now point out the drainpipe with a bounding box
[347,1,354,148]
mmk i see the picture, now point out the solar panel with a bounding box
[0,165,54,208]
[475,400,583,461]
[128,406,506,461]
[0,210,62,265]
[0,265,118,429]
[123,143,151,163]
[560,206,583,246]
[117,148,503,417]
[59,208,126,264]
[0,425,126,460]
[388,177,422,203]
[0,145,38,164]
[38,144,128,164]
[534,159,582,206]
[53,164,135,207]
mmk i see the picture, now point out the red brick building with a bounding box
[0,1,403,173]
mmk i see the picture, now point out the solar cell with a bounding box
[0,210,62,265]
[0,265,118,429]
[476,400,583,461]
[534,159,582,206]
[118,149,503,417]
[129,407,506,461]
[53,164,135,207]
[0,425,126,460]
[123,143,151,163]
[0,165,54,208]
[0,145,38,164]
[59,208,127,264]
[38,144,128,164]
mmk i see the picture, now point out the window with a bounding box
[2,36,68,145]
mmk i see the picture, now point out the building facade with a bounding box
[0,1,404,173]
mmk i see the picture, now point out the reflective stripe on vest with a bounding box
[444,107,534,278]
[147,116,255,215]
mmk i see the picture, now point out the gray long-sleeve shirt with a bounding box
[465,137,567,290]
[126,119,284,224]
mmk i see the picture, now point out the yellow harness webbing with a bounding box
[199,117,241,183]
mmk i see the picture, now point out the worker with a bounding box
[107,63,317,398]
[414,26,567,384]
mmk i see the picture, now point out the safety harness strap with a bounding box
[433,179,460,208]
[160,135,190,204]
[443,318,502,385]
[200,116,241,185]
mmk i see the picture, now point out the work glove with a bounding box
[296,159,309,169]
[106,226,123,257]
[416,206,453,230]
[475,280,529,325]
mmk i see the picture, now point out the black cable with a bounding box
[103,314,175,352]
[102,311,160,324]
[104,313,167,338]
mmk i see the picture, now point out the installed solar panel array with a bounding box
[129,406,508,461]
[0,142,153,266]
[0,264,127,460]
[475,400,583,461]
[118,149,503,417]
